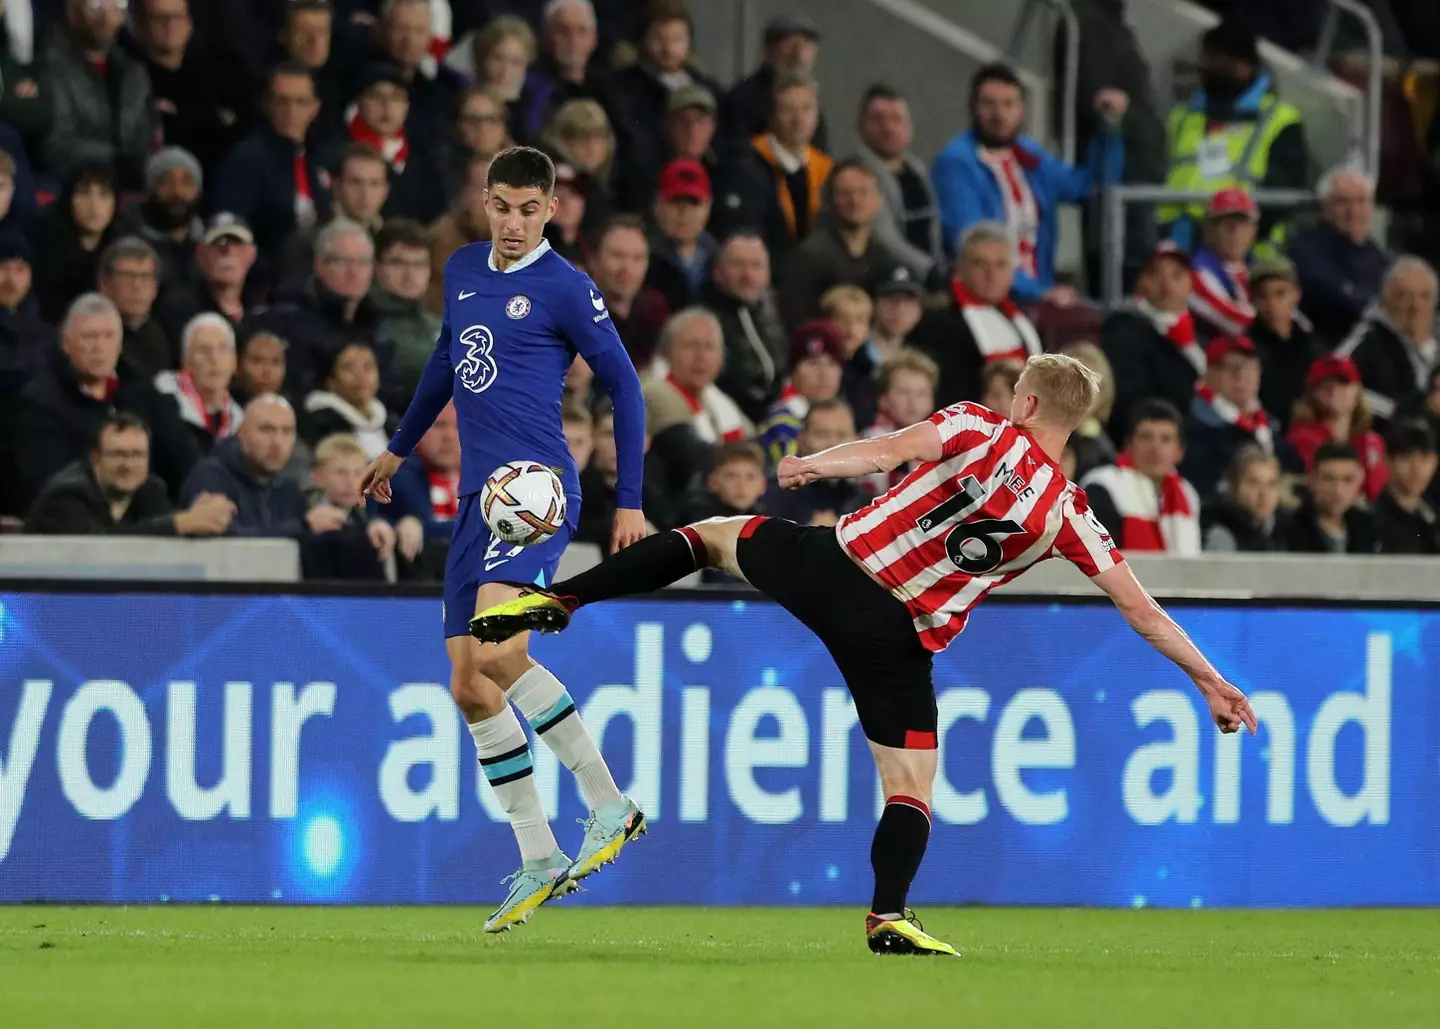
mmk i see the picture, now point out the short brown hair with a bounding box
[375,217,428,257]
[562,404,593,430]
[591,212,647,253]
[314,433,368,466]
[1018,353,1101,429]
[981,359,1023,397]
[878,349,939,394]
[334,142,387,179]
[642,0,694,37]
[710,440,764,472]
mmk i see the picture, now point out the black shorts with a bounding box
[735,517,937,750]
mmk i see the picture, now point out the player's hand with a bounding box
[360,451,404,504]
[1202,678,1257,735]
[611,508,648,554]
[306,504,348,534]
[778,455,823,489]
[367,518,396,559]
[396,515,425,562]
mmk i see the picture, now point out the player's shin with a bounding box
[468,706,559,862]
[870,795,932,918]
[507,663,625,811]
[548,526,707,609]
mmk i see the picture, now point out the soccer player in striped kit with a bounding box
[471,352,1257,955]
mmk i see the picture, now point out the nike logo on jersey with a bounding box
[458,290,477,300]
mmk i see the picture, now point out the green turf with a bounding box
[0,906,1437,1028]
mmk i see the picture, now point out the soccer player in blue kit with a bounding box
[360,147,649,933]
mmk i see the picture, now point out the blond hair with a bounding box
[314,433,368,466]
[1019,353,1100,429]
[878,348,940,394]
[1059,341,1115,422]
[473,14,537,68]
[819,283,872,319]
[543,98,615,180]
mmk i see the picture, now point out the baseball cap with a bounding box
[788,319,845,368]
[1208,186,1258,220]
[764,15,820,44]
[875,265,923,299]
[1205,334,1258,365]
[667,84,717,115]
[202,212,254,245]
[1249,255,1299,288]
[657,159,712,203]
[1307,354,1361,390]
[1143,239,1192,270]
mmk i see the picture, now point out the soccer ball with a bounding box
[480,461,568,546]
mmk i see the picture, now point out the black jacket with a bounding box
[778,223,896,330]
[719,64,829,157]
[121,317,179,378]
[156,281,255,356]
[1100,306,1202,442]
[209,125,334,254]
[130,37,257,175]
[702,281,787,424]
[1200,494,1289,552]
[377,135,455,226]
[610,61,723,175]
[0,295,54,396]
[42,31,155,189]
[908,302,1036,410]
[178,435,306,538]
[1248,316,1324,432]
[1286,221,1391,346]
[25,460,177,535]
[112,203,204,293]
[1179,394,1295,499]
[252,279,388,401]
[1372,489,1440,554]
[16,351,200,508]
[1336,307,1434,424]
[27,200,116,324]
[1284,496,1382,554]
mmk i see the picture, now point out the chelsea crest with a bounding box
[505,295,532,320]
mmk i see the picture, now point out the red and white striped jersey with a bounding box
[835,402,1124,652]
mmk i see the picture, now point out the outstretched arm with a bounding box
[778,421,943,487]
[1093,562,1257,734]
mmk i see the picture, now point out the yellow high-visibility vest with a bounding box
[1159,94,1302,226]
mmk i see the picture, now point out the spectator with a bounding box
[610,0,721,183]
[869,265,925,362]
[111,148,205,292]
[17,293,200,504]
[642,307,752,496]
[371,218,440,399]
[301,341,396,458]
[372,0,463,136]
[1083,398,1202,554]
[210,62,331,255]
[854,84,944,286]
[979,359,1023,415]
[25,411,234,536]
[779,159,893,329]
[450,86,513,188]
[0,145,32,235]
[304,432,394,579]
[544,160,589,263]
[819,284,878,429]
[1189,187,1258,339]
[156,212,258,344]
[1158,19,1306,250]
[510,0,612,146]
[564,352,594,410]
[562,403,594,469]
[1101,241,1200,440]
[340,63,452,225]
[1201,444,1287,552]
[44,0,155,190]
[0,235,51,394]
[1336,256,1438,424]
[279,143,390,288]
[759,318,845,464]
[178,393,315,539]
[1372,421,1440,554]
[233,329,287,405]
[1288,355,1387,502]
[720,16,827,156]
[719,76,831,260]
[154,312,242,454]
[674,438,769,523]
[541,98,619,217]
[256,219,384,398]
[1059,340,1119,479]
[931,62,1126,303]
[98,236,172,376]
[631,84,720,208]
[644,159,717,312]
[125,0,250,173]
[388,400,461,572]
[29,161,118,323]
[766,397,868,526]
[464,16,536,128]
[0,0,51,160]
[426,150,491,313]
[587,214,668,371]
[1181,335,1288,497]
[861,348,939,495]
[1423,368,1440,505]
[279,0,346,117]
[1247,255,1323,432]
[1287,166,1390,345]
[1284,441,1381,554]
[908,221,1042,408]
[703,229,786,423]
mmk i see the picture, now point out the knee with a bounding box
[472,635,530,687]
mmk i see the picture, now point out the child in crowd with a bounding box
[675,440,769,523]
[307,433,396,578]
[1201,444,1287,552]
[563,404,595,470]
[979,359,1022,413]
[819,284,879,428]
[759,319,845,465]
[863,349,939,495]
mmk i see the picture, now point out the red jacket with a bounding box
[1287,419,1388,501]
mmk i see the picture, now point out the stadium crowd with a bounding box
[2,0,1440,580]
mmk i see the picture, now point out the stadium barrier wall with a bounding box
[0,585,1434,908]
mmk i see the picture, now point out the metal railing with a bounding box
[1313,0,1384,177]
[1099,185,1317,305]
[1006,0,1080,165]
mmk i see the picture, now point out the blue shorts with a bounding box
[442,491,578,638]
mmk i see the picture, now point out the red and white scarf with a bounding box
[666,374,749,444]
[346,105,410,173]
[976,147,1040,278]
[1083,455,1201,555]
[165,369,239,440]
[1137,299,1204,375]
[952,281,1042,365]
[1196,382,1274,452]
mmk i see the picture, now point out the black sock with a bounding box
[870,797,932,916]
[550,526,707,609]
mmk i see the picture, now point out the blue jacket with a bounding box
[178,436,308,539]
[931,129,1124,303]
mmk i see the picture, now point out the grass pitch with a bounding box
[0,906,1436,1028]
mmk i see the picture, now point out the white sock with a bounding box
[468,706,558,863]
[508,663,625,811]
